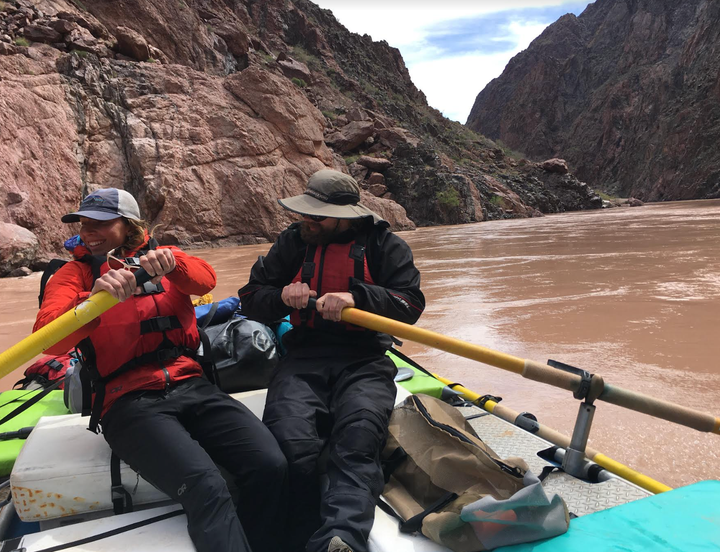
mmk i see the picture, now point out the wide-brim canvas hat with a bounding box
[278,169,384,223]
[62,188,141,223]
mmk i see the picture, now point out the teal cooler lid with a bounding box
[497,480,720,552]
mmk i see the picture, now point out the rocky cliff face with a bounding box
[1,0,601,276]
[466,0,720,202]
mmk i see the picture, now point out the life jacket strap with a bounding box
[84,343,193,434]
[111,451,133,515]
[349,232,367,284]
[139,316,182,334]
[300,244,317,324]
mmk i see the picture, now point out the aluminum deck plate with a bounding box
[456,404,651,516]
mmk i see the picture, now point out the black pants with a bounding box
[263,346,397,552]
[102,376,288,552]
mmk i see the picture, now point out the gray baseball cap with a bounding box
[62,188,141,223]
[278,169,382,221]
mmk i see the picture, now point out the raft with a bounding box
[2,376,718,551]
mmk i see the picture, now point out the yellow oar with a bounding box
[340,307,720,436]
[433,375,672,494]
[0,270,151,379]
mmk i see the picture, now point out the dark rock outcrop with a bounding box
[467,0,720,201]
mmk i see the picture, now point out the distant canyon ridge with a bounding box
[467,0,720,202]
[3,0,605,276]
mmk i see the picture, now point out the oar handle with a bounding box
[133,268,152,287]
[307,297,318,310]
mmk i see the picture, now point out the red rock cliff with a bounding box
[0,0,602,275]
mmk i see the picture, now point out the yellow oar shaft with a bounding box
[0,291,119,380]
[434,375,673,495]
[345,308,526,374]
[341,308,720,435]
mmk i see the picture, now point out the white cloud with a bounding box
[312,1,591,122]
[407,20,550,121]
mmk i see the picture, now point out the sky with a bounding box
[312,1,594,123]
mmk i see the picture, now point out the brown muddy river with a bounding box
[1,200,718,488]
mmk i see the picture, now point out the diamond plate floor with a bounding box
[456,404,651,516]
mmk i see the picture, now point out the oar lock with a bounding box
[547,359,606,479]
[547,359,604,404]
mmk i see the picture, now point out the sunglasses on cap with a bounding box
[106,251,142,271]
[304,214,328,222]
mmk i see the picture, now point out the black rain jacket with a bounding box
[238,219,425,350]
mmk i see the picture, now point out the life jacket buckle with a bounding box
[155,346,184,363]
[142,316,175,333]
[301,261,316,281]
[349,244,365,261]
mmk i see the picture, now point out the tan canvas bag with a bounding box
[380,394,569,551]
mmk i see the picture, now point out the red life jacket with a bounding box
[77,243,202,432]
[289,235,374,331]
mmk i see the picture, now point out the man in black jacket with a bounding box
[239,169,425,552]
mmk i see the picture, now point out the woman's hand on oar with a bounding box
[91,269,138,302]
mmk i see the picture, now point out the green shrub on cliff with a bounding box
[495,140,525,160]
[489,195,505,208]
[436,188,460,209]
[291,77,307,88]
[14,37,30,47]
[291,45,324,73]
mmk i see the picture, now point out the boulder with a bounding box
[347,162,368,181]
[211,22,250,58]
[276,54,311,83]
[367,172,385,186]
[9,267,33,277]
[23,24,62,44]
[359,192,415,231]
[0,223,39,277]
[368,183,387,197]
[56,12,109,40]
[0,43,18,56]
[148,45,168,64]
[346,107,369,122]
[376,127,419,148]
[325,120,374,152]
[357,155,392,171]
[65,27,110,57]
[540,158,569,174]
[628,197,645,207]
[47,19,77,35]
[114,25,150,61]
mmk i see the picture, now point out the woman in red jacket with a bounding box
[35,188,287,552]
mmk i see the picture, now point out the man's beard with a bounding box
[300,220,340,245]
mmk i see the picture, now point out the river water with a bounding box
[1,200,718,488]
